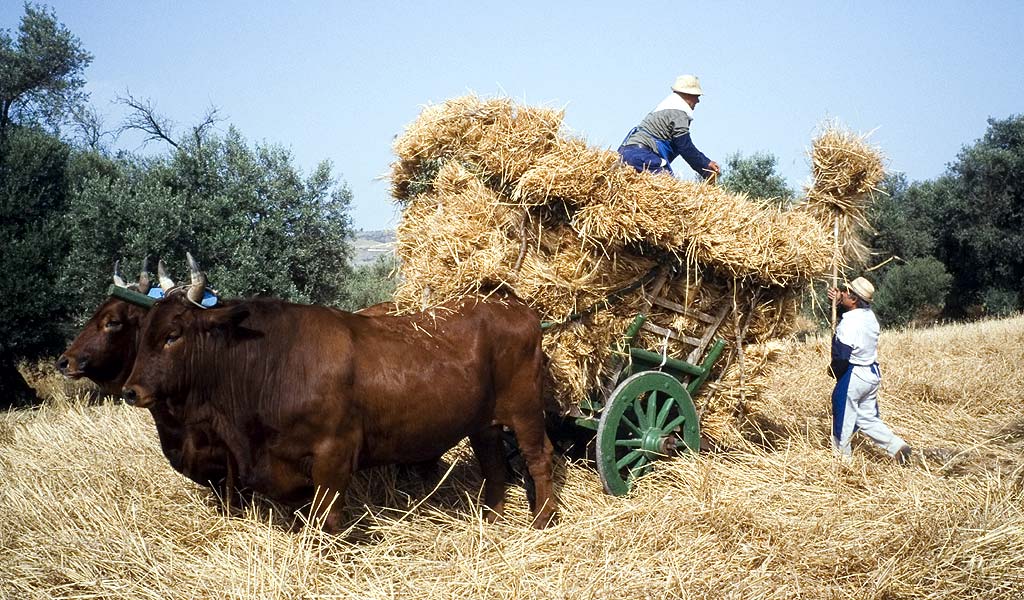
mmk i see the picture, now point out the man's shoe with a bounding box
[895,445,912,466]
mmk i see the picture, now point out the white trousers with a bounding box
[831,364,906,457]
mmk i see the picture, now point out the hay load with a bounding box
[388,94,884,441]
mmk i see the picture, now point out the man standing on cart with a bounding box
[827,277,913,465]
[617,74,720,180]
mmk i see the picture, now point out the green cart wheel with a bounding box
[596,371,700,496]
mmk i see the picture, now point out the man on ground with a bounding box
[827,276,913,465]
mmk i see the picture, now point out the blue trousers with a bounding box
[618,145,672,174]
[831,364,906,457]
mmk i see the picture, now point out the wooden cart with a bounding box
[540,265,729,496]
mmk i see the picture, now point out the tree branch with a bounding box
[115,91,179,149]
[70,104,114,151]
[190,105,222,150]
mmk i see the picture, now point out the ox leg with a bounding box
[510,416,557,529]
[469,425,508,523]
[310,445,356,533]
[223,451,238,513]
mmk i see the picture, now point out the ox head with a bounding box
[57,258,153,395]
[122,257,247,409]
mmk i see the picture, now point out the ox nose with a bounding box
[122,387,138,406]
[56,354,85,376]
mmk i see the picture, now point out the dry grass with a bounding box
[3,316,1023,599]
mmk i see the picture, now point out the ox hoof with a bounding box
[531,507,558,529]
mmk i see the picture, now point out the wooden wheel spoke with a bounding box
[615,438,643,448]
[621,414,642,436]
[655,392,675,428]
[629,455,651,478]
[615,449,644,471]
[645,392,657,429]
[632,396,648,427]
[663,414,688,432]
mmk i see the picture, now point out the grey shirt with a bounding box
[622,93,693,153]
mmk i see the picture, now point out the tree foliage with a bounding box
[937,115,1024,314]
[341,256,400,311]
[0,3,362,407]
[869,172,945,262]
[718,151,794,204]
[61,126,356,318]
[0,3,92,137]
[872,257,953,328]
[867,115,1024,322]
[0,126,74,403]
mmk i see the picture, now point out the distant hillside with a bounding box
[351,229,396,266]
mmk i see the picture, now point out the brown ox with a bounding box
[57,262,232,493]
[122,288,556,530]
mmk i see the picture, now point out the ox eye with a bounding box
[104,320,123,331]
[164,332,181,347]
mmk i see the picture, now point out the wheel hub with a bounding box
[640,428,679,459]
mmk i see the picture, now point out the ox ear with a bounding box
[197,304,250,334]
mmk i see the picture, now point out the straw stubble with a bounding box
[4,316,1022,598]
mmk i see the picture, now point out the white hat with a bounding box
[846,277,875,302]
[671,74,703,95]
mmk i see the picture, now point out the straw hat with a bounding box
[672,74,703,95]
[845,277,875,302]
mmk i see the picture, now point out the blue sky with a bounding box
[4,1,1022,230]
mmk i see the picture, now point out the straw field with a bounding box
[3,316,1023,599]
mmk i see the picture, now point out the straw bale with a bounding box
[542,314,628,411]
[392,96,855,285]
[796,121,886,267]
[511,137,837,284]
[392,161,521,311]
[512,225,657,318]
[391,95,564,201]
[511,137,630,207]
[700,340,793,449]
[805,122,885,207]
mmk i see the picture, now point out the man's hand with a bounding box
[827,287,841,302]
[703,161,720,182]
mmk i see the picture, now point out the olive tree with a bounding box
[0,3,91,139]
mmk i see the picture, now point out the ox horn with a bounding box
[157,260,176,293]
[137,255,152,294]
[186,252,208,304]
[112,260,128,288]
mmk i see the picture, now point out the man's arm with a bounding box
[829,318,855,379]
[670,133,715,178]
[829,334,853,379]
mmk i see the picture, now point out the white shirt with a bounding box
[653,93,695,119]
[835,308,880,365]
